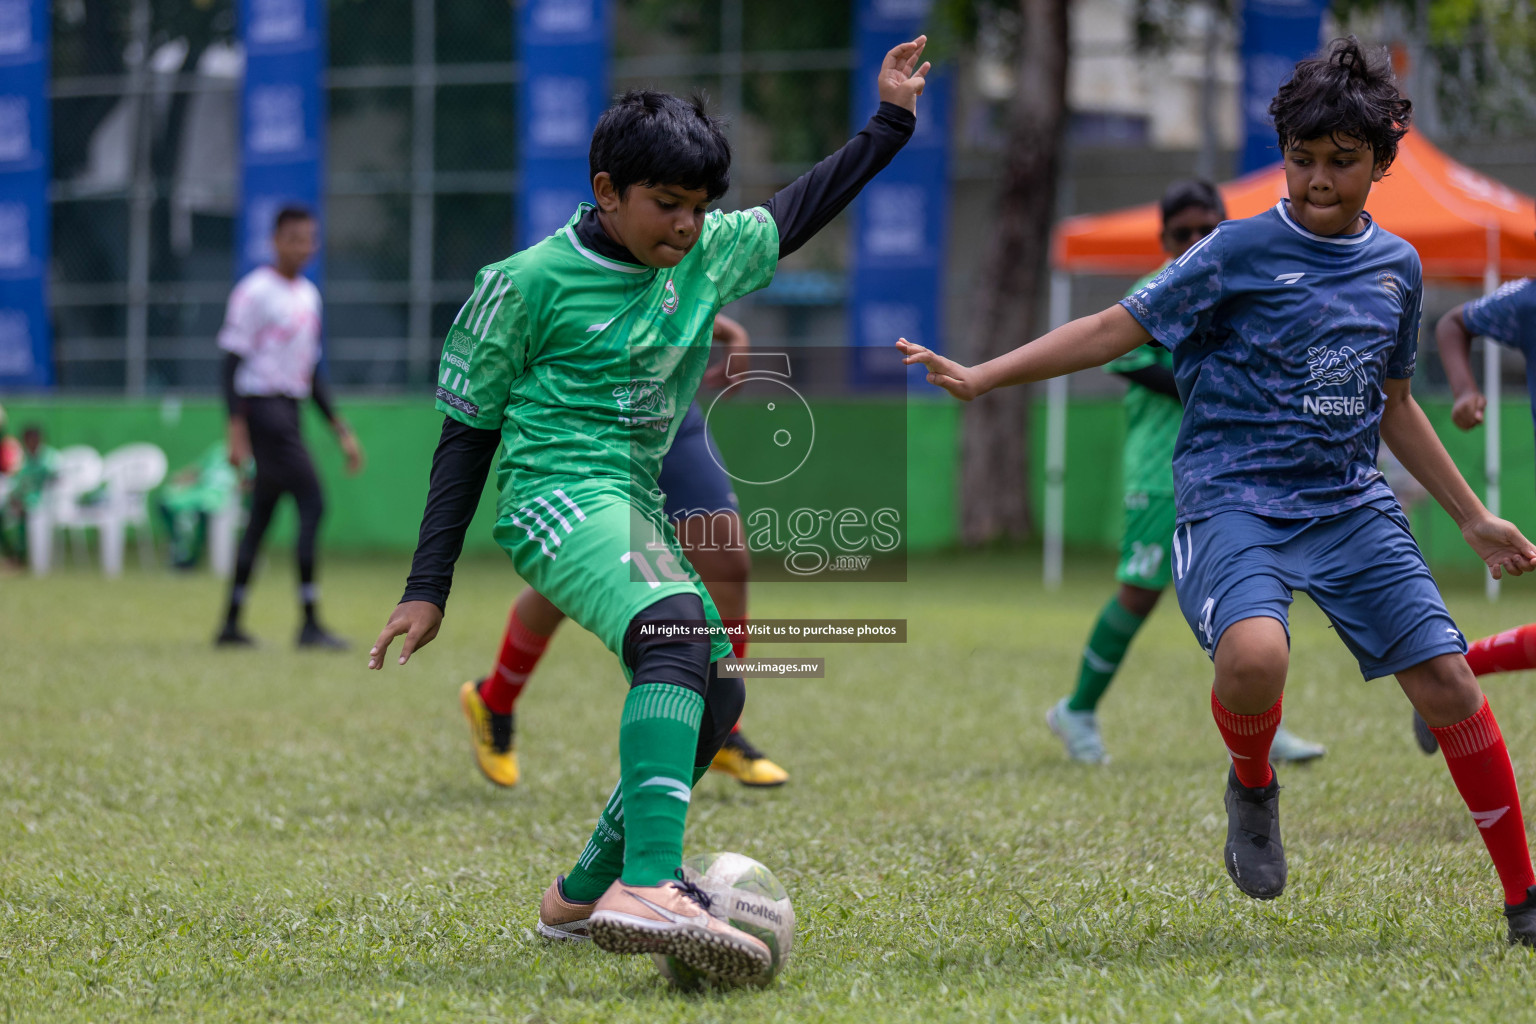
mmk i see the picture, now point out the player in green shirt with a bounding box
[368,40,931,982]
[1047,180,1326,764]
[158,443,241,569]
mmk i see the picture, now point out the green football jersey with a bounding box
[1105,267,1181,496]
[435,204,779,514]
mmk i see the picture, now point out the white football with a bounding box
[652,851,795,988]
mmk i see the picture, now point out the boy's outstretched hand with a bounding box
[897,338,985,401]
[878,36,930,114]
[368,600,443,669]
[1461,514,1536,580]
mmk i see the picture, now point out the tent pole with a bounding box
[1044,272,1071,590]
[1484,221,1502,602]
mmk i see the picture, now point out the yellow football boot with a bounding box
[709,730,789,787]
[459,679,519,787]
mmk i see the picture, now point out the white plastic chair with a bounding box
[103,443,168,570]
[29,446,111,575]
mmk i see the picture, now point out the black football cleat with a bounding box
[1412,711,1439,755]
[1223,764,1287,900]
[297,621,350,650]
[215,623,257,647]
[1505,885,1536,947]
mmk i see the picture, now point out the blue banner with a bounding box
[517,0,611,250]
[847,0,949,387]
[237,0,325,278]
[0,0,50,388]
[1239,0,1325,174]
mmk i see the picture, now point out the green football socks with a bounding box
[562,764,712,903]
[1067,596,1148,712]
[563,684,705,897]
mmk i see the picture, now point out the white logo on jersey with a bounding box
[1274,272,1306,284]
[612,378,671,431]
[1303,346,1369,417]
[661,278,679,315]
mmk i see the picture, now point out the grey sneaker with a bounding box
[1223,764,1287,900]
[1046,697,1109,764]
[1412,711,1439,755]
[1270,724,1326,764]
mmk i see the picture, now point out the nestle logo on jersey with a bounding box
[447,327,475,355]
[613,378,671,431]
[1302,394,1367,416]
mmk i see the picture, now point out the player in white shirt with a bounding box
[216,206,363,648]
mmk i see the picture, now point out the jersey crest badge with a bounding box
[662,278,679,316]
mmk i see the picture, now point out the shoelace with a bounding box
[668,869,714,912]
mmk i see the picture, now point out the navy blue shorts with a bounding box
[1170,498,1467,680]
[659,403,739,521]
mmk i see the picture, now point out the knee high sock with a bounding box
[1466,624,1536,676]
[615,684,703,887]
[1428,698,1536,905]
[563,671,745,901]
[479,606,549,715]
[1068,596,1148,712]
[1211,691,1282,789]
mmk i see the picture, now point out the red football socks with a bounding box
[1465,623,1536,676]
[1210,691,1282,788]
[726,619,747,736]
[478,607,550,715]
[1429,698,1536,905]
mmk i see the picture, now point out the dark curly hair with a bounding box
[1269,37,1412,169]
[589,91,732,201]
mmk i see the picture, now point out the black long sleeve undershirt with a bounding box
[310,367,338,423]
[222,352,247,418]
[764,101,915,257]
[1115,364,1180,400]
[400,417,501,609]
[399,104,916,609]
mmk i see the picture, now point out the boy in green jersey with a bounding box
[1047,180,1326,764]
[369,39,931,981]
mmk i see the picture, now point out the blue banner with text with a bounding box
[237,0,325,279]
[1239,0,1325,174]
[0,0,50,388]
[848,0,949,387]
[517,0,611,250]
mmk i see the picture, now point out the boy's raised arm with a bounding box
[763,36,929,257]
[898,304,1153,401]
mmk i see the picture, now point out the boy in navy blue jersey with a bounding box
[899,38,1536,944]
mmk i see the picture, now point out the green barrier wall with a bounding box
[3,395,1529,573]
[0,398,962,556]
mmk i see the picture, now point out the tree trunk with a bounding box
[958,0,1071,544]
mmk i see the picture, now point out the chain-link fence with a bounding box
[47,0,870,396]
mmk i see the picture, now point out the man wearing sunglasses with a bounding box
[1047,178,1326,765]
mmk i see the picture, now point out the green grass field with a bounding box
[5,551,1536,1022]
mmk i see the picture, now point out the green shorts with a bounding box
[493,485,732,679]
[1116,491,1177,591]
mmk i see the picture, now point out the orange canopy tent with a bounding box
[1051,133,1536,280]
[1039,135,1536,593]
